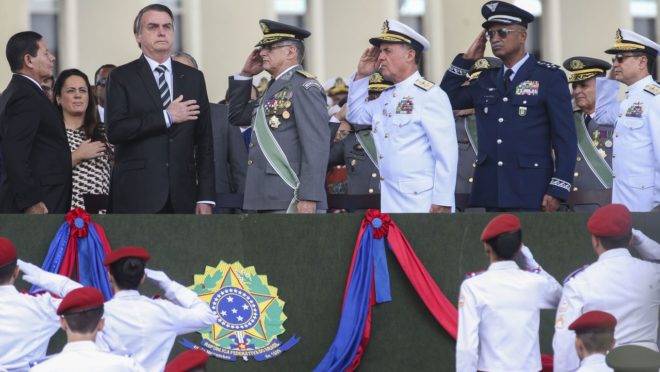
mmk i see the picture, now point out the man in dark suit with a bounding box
[0,31,71,214]
[106,4,214,214]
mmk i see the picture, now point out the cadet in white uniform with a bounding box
[594,28,660,212]
[31,287,144,372]
[0,238,81,371]
[569,311,616,372]
[456,214,562,372]
[553,204,660,372]
[101,246,216,372]
[347,19,458,213]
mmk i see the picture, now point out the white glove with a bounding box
[17,259,45,286]
[518,245,540,271]
[144,268,172,289]
[17,259,81,296]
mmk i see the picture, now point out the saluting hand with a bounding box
[240,49,264,77]
[464,30,487,60]
[356,46,380,80]
[167,95,200,124]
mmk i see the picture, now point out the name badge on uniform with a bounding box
[395,96,414,114]
[515,80,539,96]
[519,106,527,116]
[625,101,644,117]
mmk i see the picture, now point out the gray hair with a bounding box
[133,4,174,35]
[172,51,198,69]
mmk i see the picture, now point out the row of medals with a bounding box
[268,100,292,129]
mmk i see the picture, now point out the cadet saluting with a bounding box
[440,1,577,212]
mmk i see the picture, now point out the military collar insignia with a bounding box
[569,59,585,70]
[485,2,499,12]
[414,77,434,91]
[537,60,559,69]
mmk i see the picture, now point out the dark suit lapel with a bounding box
[496,66,506,95]
[172,61,185,100]
[137,55,164,110]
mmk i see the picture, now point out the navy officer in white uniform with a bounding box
[347,19,458,213]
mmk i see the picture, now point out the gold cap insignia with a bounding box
[473,58,490,71]
[381,20,389,34]
[569,59,585,70]
[615,29,622,43]
[260,22,269,34]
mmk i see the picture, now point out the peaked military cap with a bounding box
[605,28,659,56]
[606,345,660,372]
[469,57,503,80]
[256,19,311,47]
[328,77,349,96]
[562,56,611,83]
[368,72,393,93]
[481,1,535,29]
[369,19,430,51]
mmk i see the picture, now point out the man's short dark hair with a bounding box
[486,230,522,259]
[598,232,632,250]
[63,307,104,334]
[109,257,146,290]
[94,64,116,84]
[133,4,174,35]
[5,31,43,73]
[0,261,17,284]
[576,329,614,354]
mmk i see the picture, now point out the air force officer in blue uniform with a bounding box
[440,1,577,211]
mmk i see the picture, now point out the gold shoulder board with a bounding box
[643,84,660,96]
[414,77,434,91]
[296,69,316,79]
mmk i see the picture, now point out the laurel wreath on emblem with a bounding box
[569,59,585,70]
[186,261,299,362]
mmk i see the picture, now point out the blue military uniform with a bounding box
[440,2,576,210]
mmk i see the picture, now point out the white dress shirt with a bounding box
[143,55,173,128]
[103,284,216,372]
[456,259,562,372]
[30,341,144,372]
[503,53,530,82]
[553,248,660,372]
[347,70,458,213]
[576,353,613,372]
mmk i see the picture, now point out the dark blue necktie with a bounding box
[242,127,252,150]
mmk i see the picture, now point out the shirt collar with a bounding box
[580,353,607,366]
[62,340,99,353]
[504,53,530,75]
[0,285,18,294]
[627,74,653,95]
[275,64,300,81]
[598,248,631,262]
[14,73,44,90]
[112,289,141,299]
[144,54,172,73]
[488,260,519,271]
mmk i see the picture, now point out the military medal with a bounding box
[395,96,414,114]
[282,110,290,119]
[269,116,280,129]
[518,106,527,116]
[598,149,607,159]
[605,139,613,148]
[625,101,643,117]
[285,101,291,108]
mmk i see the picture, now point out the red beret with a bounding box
[569,310,617,332]
[103,246,150,266]
[165,349,209,372]
[481,214,521,242]
[587,204,632,237]
[57,286,104,315]
[0,237,17,268]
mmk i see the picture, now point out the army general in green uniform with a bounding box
[227,20,330,213]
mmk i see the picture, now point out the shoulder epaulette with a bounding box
[464,270,485,279]
[563,264,589,284]
[414,77,435,91]
[537,60,560,69]
[296,69,316,79]
[643,83,660,96]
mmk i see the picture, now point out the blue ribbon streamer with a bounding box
[30,223,69,294]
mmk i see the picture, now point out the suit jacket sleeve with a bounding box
[328,136,345,168]
[106,69,168,145]
[194,72,215,201]
[227,77,258,127]
[440,54,475,110]
[1,90,43,209]
[545,70,577,201]
[293,80,330,203]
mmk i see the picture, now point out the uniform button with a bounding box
[534,163,539,167]
[577,156,582,162]
[498,118,504,123]
[503,97,508,102]
[496,139,502,144]
[573,187,578,191]
[371,173,377,178]
[247,160,253,165]
[414,191,419,195]
[165,162,169,167]
[379,155,384,159]
[468,177,473,183]
[368,188,374,194]
[384,134,389,138]
[249,142,254,148]
[380,176,384,181]
[497,161,503,166]
[472,162,476,168]
[574,172,579,177]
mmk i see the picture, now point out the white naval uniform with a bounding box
[552,248,660,372]
[0,267,81,371]
[347,70,458,213]
[575,354,613,372]
[456,252,562,372]
[30,341,145,372]
[103,281,216,372]
[595,75,660,211]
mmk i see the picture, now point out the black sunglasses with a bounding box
[486,28,520,40]
[95,77,108,86]
[611,53,644,64]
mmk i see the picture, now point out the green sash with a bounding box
[253,104,300,213]
[355,130,378,169]
[573,112,613,188]
[464,115,479,155]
